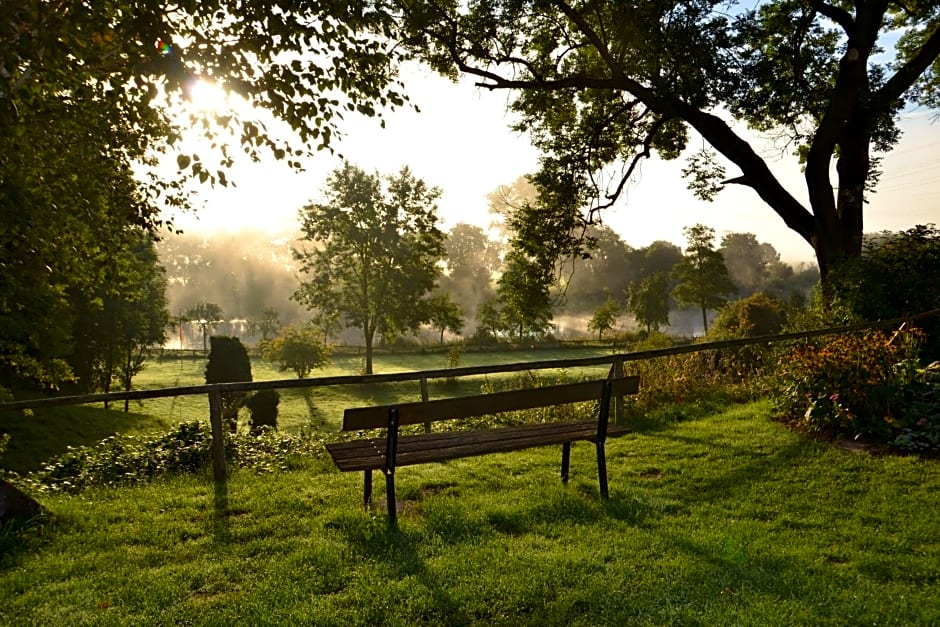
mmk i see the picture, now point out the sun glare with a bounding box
[187,78,230,114]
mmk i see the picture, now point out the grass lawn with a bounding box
[1,346,614,474]
[2,400,938,625]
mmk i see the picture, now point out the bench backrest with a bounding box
[342,376,640,431]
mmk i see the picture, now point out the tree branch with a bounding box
[808,1,855,34]
[875,19,940,111]
[551,0,625,80]
[678,105,817,244]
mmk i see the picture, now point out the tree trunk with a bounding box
[364,324,374,375]
[701,306,708,334]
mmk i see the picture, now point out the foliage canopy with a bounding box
[393,0,940,280]
[293,164,445,374]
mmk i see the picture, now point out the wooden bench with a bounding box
[326,375,640,520]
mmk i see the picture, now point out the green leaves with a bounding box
[681,148,727,202]
[293,163,445,373]
[672,225,736,334]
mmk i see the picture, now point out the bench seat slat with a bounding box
[327,420,629,472]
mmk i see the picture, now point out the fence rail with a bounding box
[3,308,938,482]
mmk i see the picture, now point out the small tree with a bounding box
[672,225,736,334]
[186,301,225,354]
[474,297,504,342]
[428,294,464,344]
[249,307,281,342]
[587,296,619,341]
[262,324,330,379]
[205,337,252,433]
[627,273,671,334]
[494,249,554,341]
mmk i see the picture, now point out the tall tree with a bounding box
[439,223,502,323]
[68,231,169,400]
[493,249,555,342]
[719,233,789,296]
[1,1,410,389]
[562,225,636,313]
[249,307,282,342]
[111,236,170,410]
[627,273,671,334]
[293,164,445,374]
[672,225,736,334]
[394,1,940,284]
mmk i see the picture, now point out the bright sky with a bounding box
[164,65,940,264]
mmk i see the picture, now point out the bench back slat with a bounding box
[342,376,639,431]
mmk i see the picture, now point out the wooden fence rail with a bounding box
[3,309,938,483]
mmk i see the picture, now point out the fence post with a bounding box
[420,376,431,433]
[208,389,227,482]
[612,358,624,425]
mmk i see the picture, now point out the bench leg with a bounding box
[384,470,397,522]
[561,442,571,484]
[363,470,373,510]
[595,441,609,500]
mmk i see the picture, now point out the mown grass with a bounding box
[2,347,613,474]
[3,400,938,625]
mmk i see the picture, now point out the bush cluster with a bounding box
[768,328,939,450]
[707,292,790,379]
[9,421,332,494]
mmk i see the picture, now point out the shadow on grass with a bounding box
[0,405,167,474]
[326,513,474,623]
[640,429,811,504]
[212,480,231,545]
[655,527,815,606]
[0,513,53,572]
[301,389,323,427]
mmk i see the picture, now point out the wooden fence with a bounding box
[3,310,938,483]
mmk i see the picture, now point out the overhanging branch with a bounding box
[875,20,940,111]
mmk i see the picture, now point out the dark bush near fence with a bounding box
[707,292,790,379]
[831,224,940,359]
[246,389,280,434]
[205,336,252,432]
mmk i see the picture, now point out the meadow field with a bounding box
[3,343,940,625]
[2,400,939,625]
[138,345,616,429]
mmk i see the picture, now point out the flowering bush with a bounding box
[769,328,933,444]
[890,362,940,454]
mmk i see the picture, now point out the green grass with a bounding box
[3,400,939,625]
[2,346,613,474]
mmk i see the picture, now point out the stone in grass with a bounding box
[0,478,44,521]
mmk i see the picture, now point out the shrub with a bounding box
[205,336,252,432]
[769,328,927,442]
[261,324,330,378]
[13,420,332,494]
[830,224,940,359]
[246,389,280,434]
[707,293,790,379]
[890,362,940,454]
